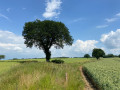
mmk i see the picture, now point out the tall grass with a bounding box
[0,62,87,90]
[0,62,19,75]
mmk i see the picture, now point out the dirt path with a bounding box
[80,66,95,90]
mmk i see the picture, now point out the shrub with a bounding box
[51,59,64,64]
[84,54,90,58]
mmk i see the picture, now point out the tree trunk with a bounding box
[45,49,51,62]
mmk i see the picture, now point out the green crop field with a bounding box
[0,58,94,90]
[83,58,120,90]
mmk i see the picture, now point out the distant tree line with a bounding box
[84,48,120,60]
[53,57,70,58]
[103,54,114,58]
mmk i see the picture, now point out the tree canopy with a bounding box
[84,54,90,58]
[118,54,120,58]
[22,20,73,62]
[92,48,105,60]
[0,55,5,60]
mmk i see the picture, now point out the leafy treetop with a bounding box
[22,20,73,62]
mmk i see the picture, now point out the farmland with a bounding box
[83,58,120,90]
[0,58,120,90]
[0,58,94,90]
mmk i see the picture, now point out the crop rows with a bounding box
[83,59,120,90]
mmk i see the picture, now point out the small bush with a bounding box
[84,54,91,58]
[51,59,64,64]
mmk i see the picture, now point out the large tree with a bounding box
[22,20,73,62]
[92,48,105,60]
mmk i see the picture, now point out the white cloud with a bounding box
[13,47,23,52]
[6,8,11,12]
[100,47,120,55]
[0,30,24,51]
[105,12,120,23]
[0,30,99,59]
[96,25,109,28]
[72,40,98,53]
[116,13,120,17]
[0,30,44,59]
[105,18,118,23]
[43,0,62,18]
[101,29,120,49]
[0,30,23,44]
[51,40,98,57]
[0,13,9,20]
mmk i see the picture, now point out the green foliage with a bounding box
[22,20,73,62]
[0,55,5,60]
[83,58,120,90]
[0,62,86,90]
[92,48,105,60]
[118,54,120,58]
[103,54,114,58]
[51,59,64,64]
[84,54,90,58]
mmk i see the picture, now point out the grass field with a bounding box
[3,58,93,63]
[83,58,120,90]
[1,58,120,90]
[0,62,19,75]
[0,58,94,90]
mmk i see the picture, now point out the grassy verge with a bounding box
[0,58,95,90]
[0,62,85,90]
[0,62,19,75]
[0,58,92,90]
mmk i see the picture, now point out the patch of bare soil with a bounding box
[80,66,96,90]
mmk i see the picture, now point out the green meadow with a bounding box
[0,62,19,75]
[0,58,94,90]
[0,58,120,90]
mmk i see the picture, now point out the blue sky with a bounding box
[0,0,120,59]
